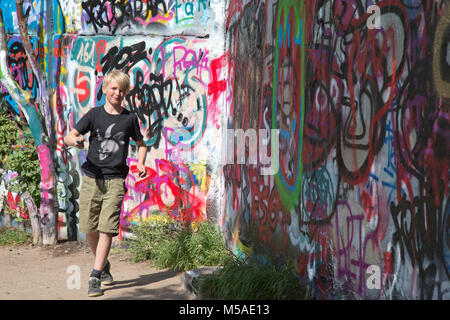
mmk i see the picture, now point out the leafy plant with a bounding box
[127,216,231,271]
[198,255,314,300]
[126,214,176,262]
[3,205,26,222]
[0,226,31,245]
[0,110,41,207]
[152,222,230,271]
[0,112,18,165]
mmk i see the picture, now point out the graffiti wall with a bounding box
[222,0,449,300]
[59,34,220,234]
[1,0,226,241]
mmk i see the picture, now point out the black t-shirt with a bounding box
[74,106,143,179]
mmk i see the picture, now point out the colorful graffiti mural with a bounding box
[1,0,222,243]
[78,0,211,34]
[0,170,29,221]
[58,34,217,230]
[222,0,449,300]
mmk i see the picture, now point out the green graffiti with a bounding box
[272,0,305,211]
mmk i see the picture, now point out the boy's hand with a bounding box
[74,136,85,149]
[130,164,147,179]
[136,164,147,178]
[63,129,85,150]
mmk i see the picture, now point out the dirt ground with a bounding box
[0,241,196,300]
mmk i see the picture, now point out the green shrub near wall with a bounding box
[0,226,31,245]
[0,108,41,208]
[127,216,231,272]
[198,255,314,300]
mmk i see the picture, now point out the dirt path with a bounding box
[0,241,195,300]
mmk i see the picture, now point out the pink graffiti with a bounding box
[334,200,382,298]
[135,11,174,25]
[37,144,56,224]
[172,46,209,84]
[55,84,69,164]
[121,158,206,227]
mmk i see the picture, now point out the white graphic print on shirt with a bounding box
[97,123,126,161]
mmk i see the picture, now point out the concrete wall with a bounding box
[221,0,449,300]
[1,0,449,300]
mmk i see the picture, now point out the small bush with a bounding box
[127,216,231,271]
[126,215,175,262]
[153,221,231,271]
[0,227,31,246]
[0,111,41,207]
[198,256,313,300]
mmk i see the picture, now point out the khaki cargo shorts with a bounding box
[78,175,126,237]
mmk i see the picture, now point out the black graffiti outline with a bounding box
[126,70,174,149]
[81,0,168,35]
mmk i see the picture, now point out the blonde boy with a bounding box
[64,70,147,297]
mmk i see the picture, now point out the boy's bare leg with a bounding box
[86,231,99,256]
[86,231,112,270]
[93,232,113,271]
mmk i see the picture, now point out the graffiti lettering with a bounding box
[126,70,173,148]
[100,41,149,75]
[174,0,211,24]
[81,0,169,34]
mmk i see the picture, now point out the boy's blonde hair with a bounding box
[102,70,130,93]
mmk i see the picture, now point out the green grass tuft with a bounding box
[0,227,31,246]
[198,256,313,300]
[127,217,231,271]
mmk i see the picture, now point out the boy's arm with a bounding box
[63,128,85,149]
[135,140,147,177]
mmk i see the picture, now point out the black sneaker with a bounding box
[88,277,103,297]
[101,260,114,285]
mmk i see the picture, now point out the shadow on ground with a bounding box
[103,269,191,300]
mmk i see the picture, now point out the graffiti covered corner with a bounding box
[223,0,449,300]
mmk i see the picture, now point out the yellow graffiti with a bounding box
[433,3,450,98]
[189,163,210,192]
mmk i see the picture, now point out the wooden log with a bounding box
[21,191,42,245]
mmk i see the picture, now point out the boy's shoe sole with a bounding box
[101,279,114,286]
[88,291,104,297]
[100,272,114,286]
